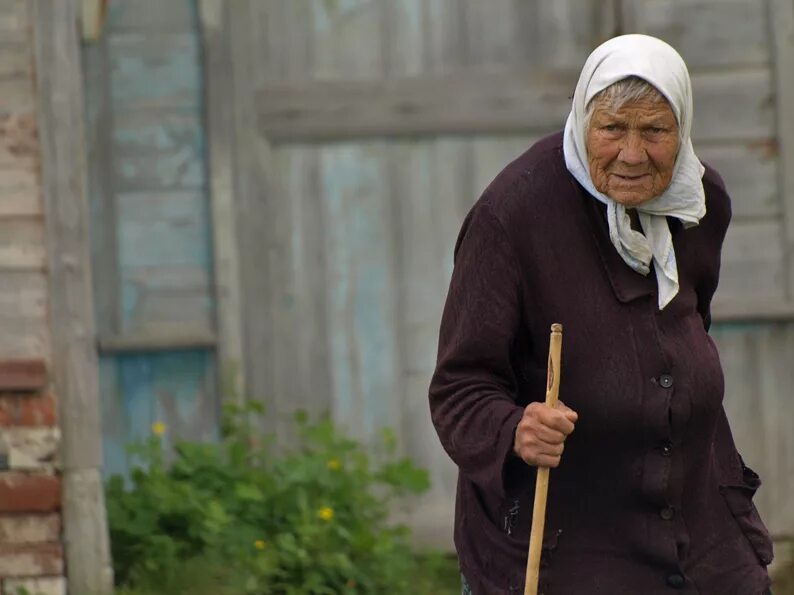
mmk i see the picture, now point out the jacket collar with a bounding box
[582,191,656,303]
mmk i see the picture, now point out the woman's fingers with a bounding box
[536,402,577,435]
[557,400,579,423]
[534,423,567,444]
[513,401,578,467]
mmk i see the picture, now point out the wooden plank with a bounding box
[461,0,517,68]
[470,135,541,198]
[0,218,46,270]
[227,1,278,424]
[420,0,467,74]
[712,322,794,535]
[0,0,28,42]
[83,25,121,340]
[267,146,332,442]
[108,33,200,110]
[0,77,34,116]
[319,142,402,440]
[622,0,770,69]
[98,330,216,354]
[0,112,39,172]
[310,0,382,80]
[198,0,246,401]
[31,1,112,592]
[698,141,780,219]
[711,298,794,322]
[512,1,619,70]
[687,69,776,146]
[240,0,282,84]
[97,356,126,477]
[81,0,105,41]
[111,109,204,192]
[118,265,213,337]
[718,220,786,301]
[0,168,40,218]
[115,191,210,269]
[0,44,32,79]
[256,68,772,142]
[256,70,572,141]
[115,189,213,335]
[382,0,423,77]
[105,0,195,33]
[0,271,49,360]
[103,350,218,478]
[390,139,472,547]
[769,0,794,299]
[691,68,774,142]
[150,350,219,444]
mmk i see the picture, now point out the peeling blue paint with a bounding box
[86,0,217,480]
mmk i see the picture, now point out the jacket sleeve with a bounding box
[429,203,525,500]
[697,167,733,331]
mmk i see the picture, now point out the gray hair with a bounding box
[584,76,668,131]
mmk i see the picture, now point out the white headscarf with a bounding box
[563,34,706,310]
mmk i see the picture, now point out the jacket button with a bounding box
[660,441,673,457]
[666,573,685,589]
[660,506,675,521]
[659,374,674,388]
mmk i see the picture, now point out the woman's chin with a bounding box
[607,189,656,207]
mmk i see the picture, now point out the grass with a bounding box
[114,553,461,595]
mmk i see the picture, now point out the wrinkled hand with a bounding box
[513,401,578,468]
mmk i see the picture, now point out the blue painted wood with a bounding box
[108,33,200,110]
[319,144,402,440]
[84,0,218,480]
[101,350,218,479]
[113,110,205,192]
[106,0,196,33]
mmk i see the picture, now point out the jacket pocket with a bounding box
[719,465,774,566]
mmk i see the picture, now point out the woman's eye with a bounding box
[603,124,619,132]
[648,127,665,134]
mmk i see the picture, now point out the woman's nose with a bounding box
[618,131,647,165]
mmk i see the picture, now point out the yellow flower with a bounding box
[327,459,341,471]
[318,506,334,522]
[151,421,166,436]
[254,539,267,550]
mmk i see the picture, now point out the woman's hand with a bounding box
[513,401,578,468]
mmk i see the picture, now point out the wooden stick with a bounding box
[524,323,563,595]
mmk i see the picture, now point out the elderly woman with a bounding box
[429,35,774,595]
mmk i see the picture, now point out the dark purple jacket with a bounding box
[429,132,773,595]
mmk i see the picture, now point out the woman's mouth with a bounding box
[613,173,650,183]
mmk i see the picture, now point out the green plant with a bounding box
[106,402,448,594]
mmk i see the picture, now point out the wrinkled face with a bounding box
[585,98,680,207]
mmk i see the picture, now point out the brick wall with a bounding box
[0,1,67,593]
[0,360,65,595]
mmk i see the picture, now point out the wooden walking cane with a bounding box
[524,323,563,595]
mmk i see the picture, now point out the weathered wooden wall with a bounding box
[0,0,62,588]
[0,0,48,363]
[205,0,794,550]
[1,0,112,591]
[83,0,218,479]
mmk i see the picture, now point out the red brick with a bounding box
[0,360,47,392]
[0,474,60,513]
[0,542,63,577]
[0,392,56,426]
